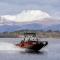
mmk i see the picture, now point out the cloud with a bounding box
[0,0,60,18]
[1,10,51,22]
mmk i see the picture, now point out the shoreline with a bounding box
[0,32,60,38]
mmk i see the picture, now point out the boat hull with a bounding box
[16,41,48,51]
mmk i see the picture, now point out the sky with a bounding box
[0,0,60,19]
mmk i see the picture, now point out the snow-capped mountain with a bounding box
[0,10,60,32]
[0,18,60,32]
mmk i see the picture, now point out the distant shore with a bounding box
[0,30,60,38]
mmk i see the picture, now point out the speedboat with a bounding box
[16,33,48,51]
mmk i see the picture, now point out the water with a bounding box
[0,38,60,60]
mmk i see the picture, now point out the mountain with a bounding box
[46,24,60,31]
[0,11,60,32]
[20,23,43,30]
[0,21,60,32]
[0,22,45,32]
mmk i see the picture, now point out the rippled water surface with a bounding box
[0,38,60,60]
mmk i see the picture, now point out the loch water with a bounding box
[0,38,60,60]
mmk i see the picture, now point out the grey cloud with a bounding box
[0,0,60,18]
[1,0,60,6]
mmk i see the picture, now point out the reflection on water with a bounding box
[20,50,45,55]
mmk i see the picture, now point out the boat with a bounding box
[16,32,48,51]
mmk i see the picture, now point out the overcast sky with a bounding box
[0,0,60,18]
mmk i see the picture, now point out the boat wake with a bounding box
[0,42,26,53]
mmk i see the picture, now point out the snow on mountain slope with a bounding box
[0,10,60,32]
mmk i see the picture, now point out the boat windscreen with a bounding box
[24,36,37,41]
